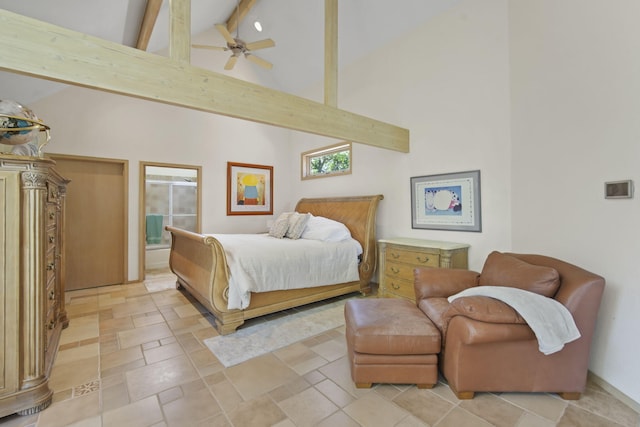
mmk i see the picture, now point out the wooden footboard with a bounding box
[167,194,383,334]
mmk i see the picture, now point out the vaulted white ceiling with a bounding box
[0,0,461,105]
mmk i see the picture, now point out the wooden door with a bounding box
[50,155,127,290]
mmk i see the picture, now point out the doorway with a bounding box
[139,162,201,279]
[50,154,128,290]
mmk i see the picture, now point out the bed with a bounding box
[165,194,383,334]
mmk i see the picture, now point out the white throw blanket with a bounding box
[211,234,362,310]
[448,286,581,355]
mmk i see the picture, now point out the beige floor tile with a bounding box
[318,356,370,398]
[101,380,131,413]
[110,295,158,318]
[101,345,144,371]
[48,356,99,392]
[556,404,625,427]
[436,406,494,427]
[132,312,165,328]
[208,376,245,414]
[311,339,347,362]
[225,353,300,400]
[36,390,100,427]
[54,342,100,365]
[516,412,557,427]
[395,414,433,426]
[315,379,355,408]
[279,387,339,427]
[227,395,287,427]
[125,355,200,401]
[143,342,185,365]
[102,395,164,427]
[100,316,135,335]
[459,392,525,427]
[501,392,568,422]
[570,386,640,427]
[343,391,409,426]
[162,387,222,426]
[269,378,311,403]
[58,313,99,345]
[392,387,454,426]
[118,322,173,348]
[315,410,360,427]
[173,303,202,318]
[66,415,102,427]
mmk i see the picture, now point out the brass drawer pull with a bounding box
[391,282,401,290]
[390,252,400,259]
[416,256,430,264]
[390,267,400,274]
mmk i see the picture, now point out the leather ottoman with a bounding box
[344,298,441,389]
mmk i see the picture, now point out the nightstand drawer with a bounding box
[386,247,439,268]
[383,278,415,300]
[383,261,418,282]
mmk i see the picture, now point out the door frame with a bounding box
[139,161,202,280]
[49,153,129,286]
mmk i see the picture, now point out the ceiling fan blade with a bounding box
[245,54,273,70]
[215,24,236,45]
[224,55,239,70]
[245,38,275,51]
[191,44,227,51]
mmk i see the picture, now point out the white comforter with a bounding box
[211,234,362,310]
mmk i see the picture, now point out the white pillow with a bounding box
[285,212,311,239]
[301,214,353,242]
[268,212,293,238]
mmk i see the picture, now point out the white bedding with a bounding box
[210,234,363,310]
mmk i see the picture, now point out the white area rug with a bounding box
[204,298,348,367]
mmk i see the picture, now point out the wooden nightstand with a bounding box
[378,238,470,301]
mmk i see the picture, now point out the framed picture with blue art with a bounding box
[227,162,273,215]
[410,170,481,232]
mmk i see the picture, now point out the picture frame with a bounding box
[227,162,273,215]
[410,170,482,232]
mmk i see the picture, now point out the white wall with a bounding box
[509,0,640,405]
[291,0,512,272]
[32,67,295,281]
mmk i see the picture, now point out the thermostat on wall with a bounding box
[604,180,633,199]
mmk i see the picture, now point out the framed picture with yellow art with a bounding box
[227,162,273,215]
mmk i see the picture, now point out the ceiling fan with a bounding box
[192,2,275,71]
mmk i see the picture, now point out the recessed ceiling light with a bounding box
[254,20,263,32]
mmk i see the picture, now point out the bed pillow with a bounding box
[268,212,293,238]
[478,251,560,297]
[301,214,352,242]
[285,212,311,239]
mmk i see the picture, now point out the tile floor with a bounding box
[1,270,638,427]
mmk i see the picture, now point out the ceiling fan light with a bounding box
[253,20,263,32]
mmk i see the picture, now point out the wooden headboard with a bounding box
[295,194,384,284]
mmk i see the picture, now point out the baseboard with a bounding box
[588,371,640,413]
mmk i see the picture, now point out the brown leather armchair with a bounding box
[414,251,605,400]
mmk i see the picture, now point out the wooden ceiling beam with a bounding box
[226,0,257,34]
[324,0,338,107]
[136,0,163,51]
[0,9,409,152]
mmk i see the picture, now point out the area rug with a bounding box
[204,298,348,367]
